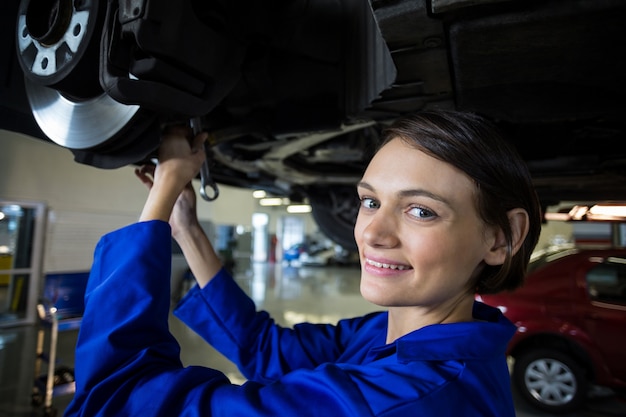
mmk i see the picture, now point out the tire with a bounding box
[308,185,359,251]
[513,348,587,414]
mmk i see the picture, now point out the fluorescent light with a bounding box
[252,190,267,199]
[544,202,626,222]
[259,198,284,206]
[588,204,626,220]
[286,204,312,214]
[544,212,571,221]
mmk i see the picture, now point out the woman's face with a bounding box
[354,137,498,310]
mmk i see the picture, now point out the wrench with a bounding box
[190,117,219,201]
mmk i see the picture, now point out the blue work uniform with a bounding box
[65,221,517,416]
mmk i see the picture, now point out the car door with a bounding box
[580,258,626,383]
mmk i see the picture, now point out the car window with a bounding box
[586,261,626,305]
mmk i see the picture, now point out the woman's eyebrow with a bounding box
[357,181,451,205]
[356,181,374,192]
[398,189,451,205]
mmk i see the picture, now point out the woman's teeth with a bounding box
[366,259,410,270]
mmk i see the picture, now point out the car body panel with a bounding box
[298,247,336,267]
[479,248,626,390]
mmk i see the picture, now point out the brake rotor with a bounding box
[24,78,141,150]
[16,0,142,150]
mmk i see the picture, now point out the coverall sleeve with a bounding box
[63,221,376,417]
[174,271,382,383]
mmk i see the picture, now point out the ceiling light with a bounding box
[588,204,626,220]
[259,198,285,206]
[543,212,571,221]
[252,190,267,199]
[286,204,312,214]
[544,202,626,222]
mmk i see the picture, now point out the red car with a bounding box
[478,246,626,414]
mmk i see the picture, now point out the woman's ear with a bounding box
[484,208,530,266]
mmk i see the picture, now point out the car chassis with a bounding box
[1,0,626,249]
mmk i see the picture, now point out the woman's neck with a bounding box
[385,293,475,344]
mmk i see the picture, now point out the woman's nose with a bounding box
[359,211,399,248]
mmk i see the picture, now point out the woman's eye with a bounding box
[408,206,436,219]
[360,197,380,209]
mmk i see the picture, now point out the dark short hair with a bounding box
[381,110,542,293]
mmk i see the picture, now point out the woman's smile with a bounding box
[364,256,412,273]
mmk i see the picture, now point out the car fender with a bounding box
[508,318,614,385]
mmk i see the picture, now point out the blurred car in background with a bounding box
[478,246,626,414]
[283,243,307,265]
[283,242,359,267]
[298,246,337,267]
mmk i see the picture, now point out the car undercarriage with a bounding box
[1,0,625,249]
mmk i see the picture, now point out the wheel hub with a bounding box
[25,0,74,47]
[17,0,95,93]
[525,358,577,406]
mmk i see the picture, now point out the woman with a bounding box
[65,110,541,416]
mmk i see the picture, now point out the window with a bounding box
[586,261,626,304]
[281,216,305,252]
[0,200,47,326]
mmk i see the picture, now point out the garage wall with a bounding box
[0,129,258,271]
[0,130,257,220]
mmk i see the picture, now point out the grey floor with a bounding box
[1,263,624,416]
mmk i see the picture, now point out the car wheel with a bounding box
[308,185,359,251]
[513,348,587,414]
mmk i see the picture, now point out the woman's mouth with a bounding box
[365,258,412,271]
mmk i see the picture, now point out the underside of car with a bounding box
[1,0,625,249]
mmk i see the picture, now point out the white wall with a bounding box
[0,129,258,270]
[0,129,257,222]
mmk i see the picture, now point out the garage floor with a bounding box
[1,263,624,416]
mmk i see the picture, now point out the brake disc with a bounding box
[16,0,140,150]
[24,78,140,150]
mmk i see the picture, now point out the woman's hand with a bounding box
[135,164,200,238]
[137,126,208,223]
[155,126,207,190]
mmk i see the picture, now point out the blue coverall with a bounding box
[65,220,517,416]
